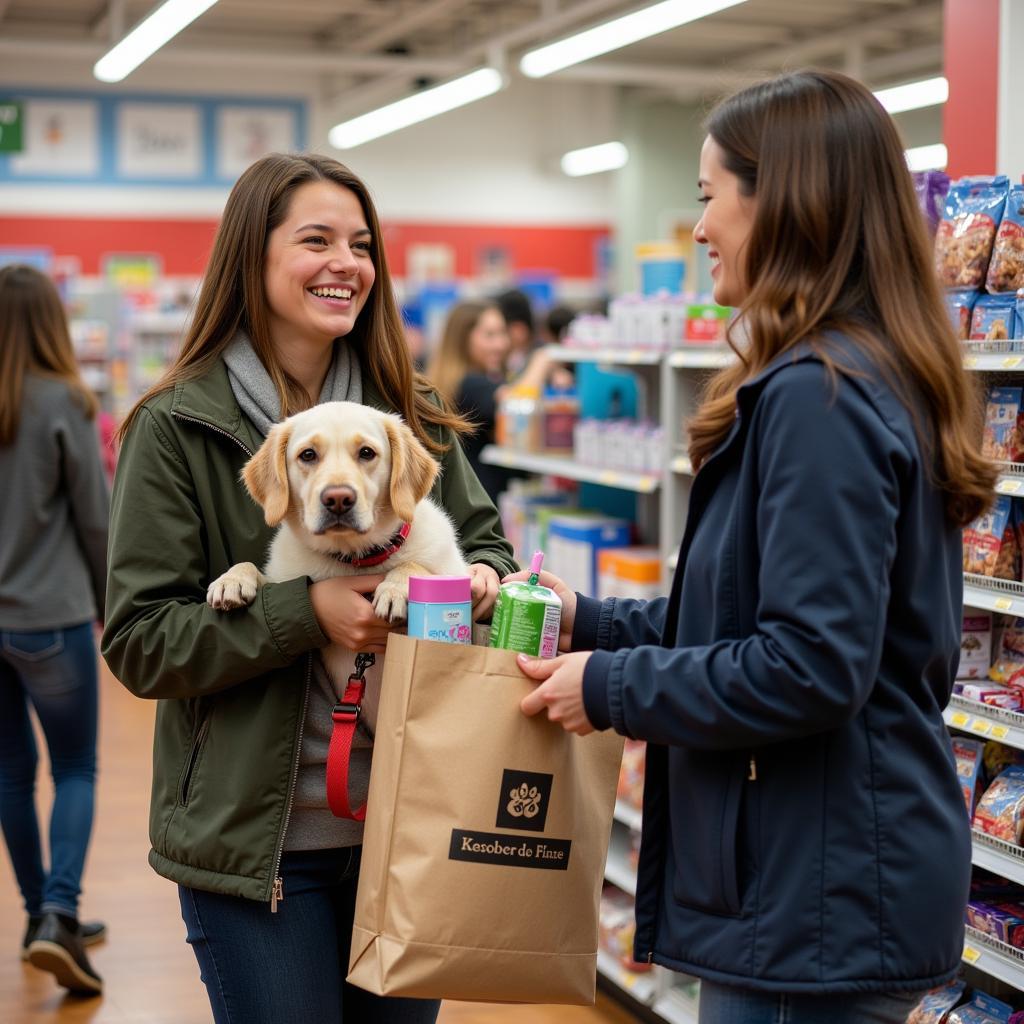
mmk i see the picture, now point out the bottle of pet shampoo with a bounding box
[489,551,562,659]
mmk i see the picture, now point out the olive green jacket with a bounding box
[101,359,517,903]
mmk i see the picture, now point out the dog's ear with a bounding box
[382,416,439,523]
[243,422,292,527]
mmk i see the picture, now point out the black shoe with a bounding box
[21,916,106,960]
[26,912,103,995]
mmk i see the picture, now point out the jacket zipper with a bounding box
[748,755,758,782]
[270,655,312,913]
[179,715,211,806]
[170,411,254,458]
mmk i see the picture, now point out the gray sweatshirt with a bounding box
[0,375,109,630]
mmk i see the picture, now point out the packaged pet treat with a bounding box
[985,740,1024,782]
[958,613,993,679]
[990,616,1024,687]
[981,388,1022,462]
[963,496,1012,577]
[947,289,981,341]
[948,992,1015,1024]
[961,682,1023,711]
[914,171,952,236]
[988,184,1024,293]
[973,764,1024,843]
[936,176,1010,289]
[966,900,1024,944]
[970,294,1017,343]
[953,737,986,816]
[908,980,966,1024]
[995,501,1022,581]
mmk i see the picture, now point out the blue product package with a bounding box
[406,576,472,645]
[936,175,1010,289]
[545,514,632,598]
[981,386,1022,462]
[988,183,1024,293]
[946,289,981,340]
[907,979,965,1024]
[970,292,1017,343]
[1016,289,1024,340]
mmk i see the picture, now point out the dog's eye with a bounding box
[298,448,318,463]
[358,447,376,461]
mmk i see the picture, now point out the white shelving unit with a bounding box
[652,986,700,1024]
[614,799,643,831]
[544,344,663,365]
[479,445,661,493]
[596,949,660,1005]
[963,927,1024,990]
[970,830,1024,885]
[944,696,1024,750]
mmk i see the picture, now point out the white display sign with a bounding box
[216,106,296,178]
[117,103,202,178]
[9,99,100,176]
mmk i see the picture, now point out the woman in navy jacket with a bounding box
[514,70,995,1023]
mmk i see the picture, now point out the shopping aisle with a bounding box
[0,653,637,1024]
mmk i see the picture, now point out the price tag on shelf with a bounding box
[970,719,992,736]
[598,471,620,486]
[994,597,1015,612]
[963,945,982,964]
[950,711,970,728]
[964,356,978,369]
[998,479,1024,495]
[1003,357,1023,369]
[991,725,1010,740]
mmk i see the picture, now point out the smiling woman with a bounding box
[101,152,517,1024]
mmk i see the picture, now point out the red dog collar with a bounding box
[334,522,411,568]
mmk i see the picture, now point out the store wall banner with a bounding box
[347,634,623,1004]
[9,99,99,177]
[117,103,202,179]
[0,102,23,153]
[216,106,297,178]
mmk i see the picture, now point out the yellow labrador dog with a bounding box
[207,401,468,635]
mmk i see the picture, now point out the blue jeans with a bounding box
[699,979,926,1024]
[0,622,98,919]
[179,846,441,1024]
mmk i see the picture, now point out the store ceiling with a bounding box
[0,0,943,109]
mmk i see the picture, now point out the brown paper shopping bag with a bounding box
[347,633,624,1005]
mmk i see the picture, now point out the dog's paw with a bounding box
[372,580,408,623]
[207,563,260,610]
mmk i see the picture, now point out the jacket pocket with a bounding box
[669,750,745,917]
[179,710,212,807]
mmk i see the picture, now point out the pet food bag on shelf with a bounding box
[973,764,1024,844]
[988,184,1024,294]
[935,175,1009,289]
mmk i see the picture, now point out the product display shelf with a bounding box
[614,799,643,831]
[964,352,1024,372]
[670,454,693,475]
[479,445,661,493]
[596,949,660,1005]
[971,830,1024,885]
[667,349,736,369]
[545,344,663,366]
[944,695,1024,751]
[963,926,1024,990]
[652,985,700,1024]
[605,826,638,897]
[963,573,1024,617]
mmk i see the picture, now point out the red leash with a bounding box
[326,652,376,820]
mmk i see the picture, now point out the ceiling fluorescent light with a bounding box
[520,0,749,78]
[873,76,949,115]
[94,0,219,82]
[561,141,629,176]
[329,68,503,149]
[905,143,947,172]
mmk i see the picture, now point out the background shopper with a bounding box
[102,154,516,1024]
[511,70,995,1024]
[0,264,109,996]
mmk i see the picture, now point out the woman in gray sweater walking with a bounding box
[0,265,110,995]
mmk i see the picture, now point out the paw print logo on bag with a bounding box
[507,783,543,819]
[495,769,553,832]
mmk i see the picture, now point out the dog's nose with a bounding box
[321,486,356,514]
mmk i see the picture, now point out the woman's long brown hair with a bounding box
[426,300,501,403]
[118,153,468,451]
[0,265,98,445]
[688,70,994,525]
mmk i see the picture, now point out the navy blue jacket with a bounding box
[577,337,969,994]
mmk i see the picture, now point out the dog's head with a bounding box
[242,401,439,548]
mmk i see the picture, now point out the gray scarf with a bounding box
[223,330,362,438]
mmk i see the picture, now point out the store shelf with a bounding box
[996,465,1024,496]
[479,446,661,493]
[963,926,1024,989]
[667,551,679,572]
[943,696,1024,750]
[971,830,1024,885]
[670,455,693,475]
[605,827,637,897]
[614,799,643,831]
[668,349,735,369]
[964,353,1024,372]
[652,985,700,1024]
[545,345,663,366]
[963,573,1024,617]
[596,948,659,1005]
